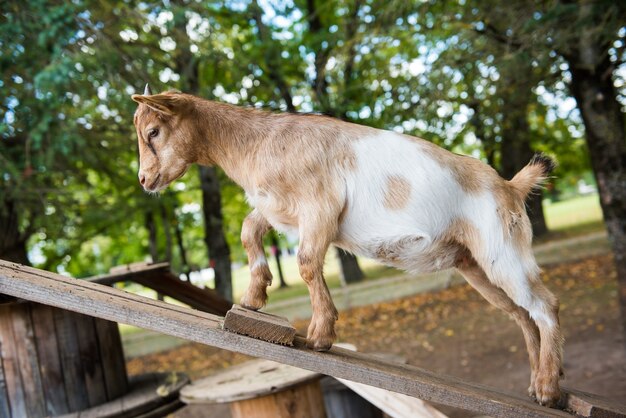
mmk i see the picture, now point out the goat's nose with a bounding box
[139,173,146,186]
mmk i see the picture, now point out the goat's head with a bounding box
[131,87,196,192]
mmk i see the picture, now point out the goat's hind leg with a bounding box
[240,209,273,310]
[456,255,541,398]
[528,279,563,407]
[465,252,563,407]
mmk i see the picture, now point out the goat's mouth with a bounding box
[146,174,161,191]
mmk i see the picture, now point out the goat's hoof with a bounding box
[534,377,561,408]
[240,296,265,311]
[306,338,333,351]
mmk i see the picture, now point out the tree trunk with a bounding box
[500,131,549,238]
[0,197,29,265]
[498,56,549,238]
[566,35,626,340]
[200,166,233,301]
[173,205,191,280]
[270,232,288,288]
[160,204,173,263]
[336,248,364,284]
[145,210,159,262]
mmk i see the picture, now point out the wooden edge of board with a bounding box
[223,304,296,346]
[88,262,171,285]
[562,386,626,417]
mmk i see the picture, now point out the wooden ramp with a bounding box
[1,260,624,418]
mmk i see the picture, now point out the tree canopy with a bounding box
[1,0,624,287]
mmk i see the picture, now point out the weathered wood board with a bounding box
[223,304,296,345]
[90,262,231,316]
[1,260,624,418]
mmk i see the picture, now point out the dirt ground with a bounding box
[127,253,626,416]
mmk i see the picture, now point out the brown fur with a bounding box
[415,138,498,194]
[383,175,412,210]
[240,209,273,310]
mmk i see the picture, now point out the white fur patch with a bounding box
[335,132,466,271]
[251,256,268,271]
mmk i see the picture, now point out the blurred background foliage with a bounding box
[1,0,624,286]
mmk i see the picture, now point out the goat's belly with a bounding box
[335,230,460,273]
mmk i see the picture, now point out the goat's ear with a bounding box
[131,93,186,116]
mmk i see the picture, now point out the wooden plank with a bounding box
[30,303,70,415]
[223,305,296,346]
[0,260,616,418]
[564,387,626,417]
[10,303,46,417]
[90,264,231,315]
[0,350,10,418]
[132,272,231,315]
[54,308,90,411]
[74,314,108,406]
[94,318,128,400]
[337,377,447,418]
[89,262,170,286]
[0,304,26,417]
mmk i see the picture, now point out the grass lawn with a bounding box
[543,194,603,231]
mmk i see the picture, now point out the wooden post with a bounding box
[181,359,326,418]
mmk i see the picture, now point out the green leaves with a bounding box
[2,0,611,276]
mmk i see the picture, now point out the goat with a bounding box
[131,88,563,406]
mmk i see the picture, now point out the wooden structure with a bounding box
[1,260,626,418]
[0,301,127,416]
[224,304,296,345]
[182,359,325,418]
[89,262,231,316]
[0,262,209,417]
[58,372,188,418]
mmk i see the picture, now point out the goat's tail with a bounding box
[509,153,556,201]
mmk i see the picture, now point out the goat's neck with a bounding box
[192,100,266,190]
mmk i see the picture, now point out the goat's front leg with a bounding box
[297,217,339,351]
[240,209,273,310]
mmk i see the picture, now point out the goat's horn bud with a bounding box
[144,83,152,95]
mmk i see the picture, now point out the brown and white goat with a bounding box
[131,89,563,406]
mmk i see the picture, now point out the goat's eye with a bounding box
[148,128,159,139]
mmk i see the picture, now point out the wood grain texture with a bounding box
[74,314,107,406]
[181,359,320,403]
[223,305,296,345]
[30,303,70,415]
[0,304,26,417]
[563,387,626,417]
[336,377,448,418]
[0,351,10,418]
[1,260,623,418]
[94,318,129,400]
[90,262,231,316]
[229,380,326,418]
[54,308,90,411]
[10,303,45,417]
